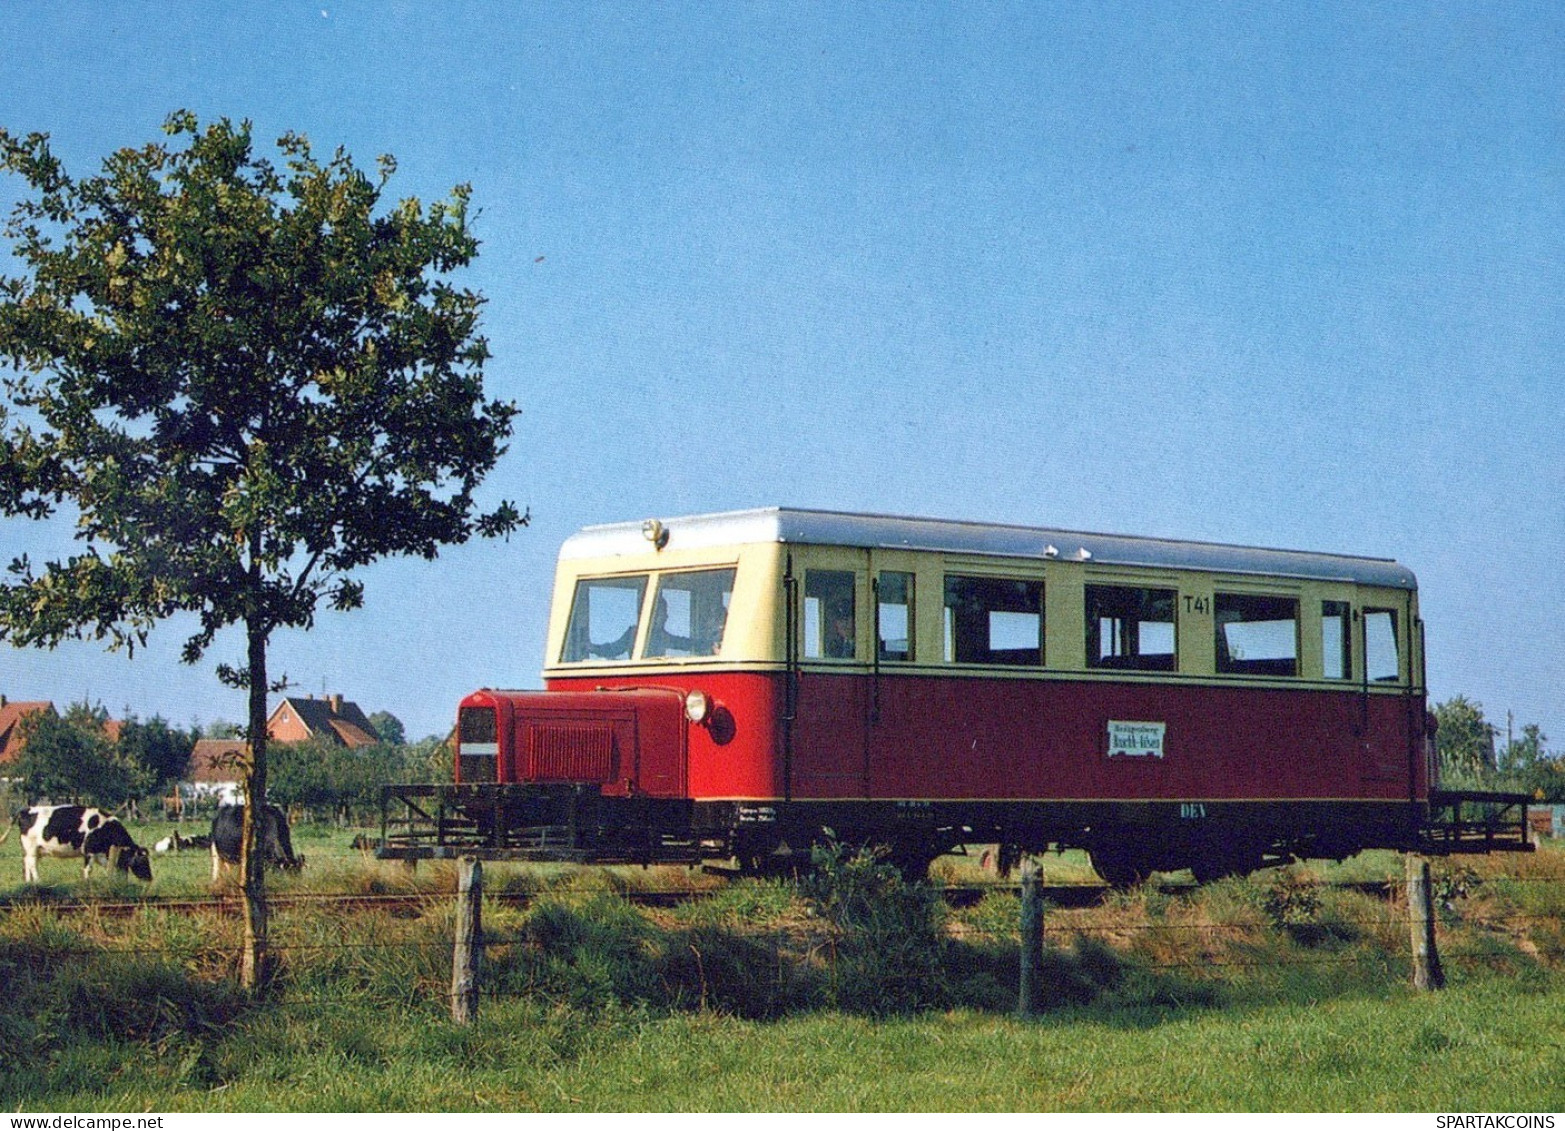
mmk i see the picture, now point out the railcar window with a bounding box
[1322,601,1352,680]
[877,571,915,661]
[1085,585,1177,671]
[1215,594,1299,676]
[804,571,857,659]
[561,575,648,662]
[1365,609,1400,682]
[942,576,1044,666]
[645,568,737,658]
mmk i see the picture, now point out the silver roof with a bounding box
[559,507,1417,589]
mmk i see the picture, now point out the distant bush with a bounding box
[267,735,451,820]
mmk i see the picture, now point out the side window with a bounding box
[645,568,736,658]
[804,570,857,660]
[877,571,914,662]
[1215,594,1299,676]
[561,575,648,662]
[1086,585,1177,671]
[942,576,1044,666]
[1365,609,1400,682]
[1322,601,1352,680]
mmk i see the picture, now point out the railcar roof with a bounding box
[560,507,1417,589]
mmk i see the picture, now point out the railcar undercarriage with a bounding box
[378,783,1532,882]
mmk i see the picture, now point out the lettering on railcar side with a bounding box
[1107,720,1166,759]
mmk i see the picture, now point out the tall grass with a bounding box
[1,828,1562,1110]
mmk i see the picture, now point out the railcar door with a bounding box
[864,550,926,797]
[786,552,871,799]
[1359,604,1410,786]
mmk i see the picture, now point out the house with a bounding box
[267,694,381,749]
[181,738,247,806]
[0,697,57,768]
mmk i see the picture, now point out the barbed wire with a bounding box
[4,869,1563,993]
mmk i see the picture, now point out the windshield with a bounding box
[559,567,737,663]
[561,575,648,662]
[645,568,737,658]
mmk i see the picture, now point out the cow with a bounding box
[154,831,212,853]
[5,805,153,883]
[210,803,303,881]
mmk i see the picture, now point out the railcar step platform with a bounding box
[1421,789,1533,854]
[375,782,703,864]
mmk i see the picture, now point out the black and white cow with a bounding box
[154,831,212,853]
[210,803,303,881]
[7,805,153,883]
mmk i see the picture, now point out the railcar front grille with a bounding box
[526,722,619,783]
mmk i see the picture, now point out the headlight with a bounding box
[684,689,712,724]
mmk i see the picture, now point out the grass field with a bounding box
[1,823,1562,1112]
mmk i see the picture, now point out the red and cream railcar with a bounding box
[383,508,1528,881]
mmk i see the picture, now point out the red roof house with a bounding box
[267,694,381,748]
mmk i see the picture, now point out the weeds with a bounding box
[802,837,951,1015]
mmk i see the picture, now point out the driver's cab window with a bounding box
[804,570,857,660]
[561,575,648,662]
[645,568,736,658]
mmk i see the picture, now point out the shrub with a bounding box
[802,837,951,1015]
[504,894,663,1010]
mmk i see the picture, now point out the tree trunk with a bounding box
[241,619,270,992]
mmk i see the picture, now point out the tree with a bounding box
[0,113,523,988]
[117,713,198,795]
[1499,722,1547,775]
[366,709,405,746]
[14,707,145,806]
[1433,695,1497,785]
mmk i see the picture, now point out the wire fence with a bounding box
[4,852,1562,1022]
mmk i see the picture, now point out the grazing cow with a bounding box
[210,803,303,881]
[6,805,153,883]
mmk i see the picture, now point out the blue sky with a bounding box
[0,2,1560,745]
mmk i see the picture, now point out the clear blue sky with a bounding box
[1,2,1560,746]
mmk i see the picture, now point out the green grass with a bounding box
[7,983,1564,1112]
[1,828,1562,1111]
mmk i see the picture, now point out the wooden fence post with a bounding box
[452,857,483,1023]
[1407,854,1445,991]
[1018,856,1044,1018]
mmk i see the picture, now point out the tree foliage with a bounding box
[0,112,523,665]
[1433,696,1562,801]
[365,709,405,746]
[267,734,448,817]
[0,112,523,986]
[13,707,145,806]
[117,713,198,795]
[1433,695,1497,783]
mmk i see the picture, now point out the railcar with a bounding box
[381,508,1530,882]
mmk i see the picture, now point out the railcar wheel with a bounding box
[1088,845,1152,889]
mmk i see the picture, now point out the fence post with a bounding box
[1406,854,1445,991]
[1017,856,1044,1019]
[451,856,483,1023]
